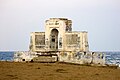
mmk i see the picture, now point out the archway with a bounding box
[50,29,59,50]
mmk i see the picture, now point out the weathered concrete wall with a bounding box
[29,32,45,52]
[92,52,105,65]
[14,51,37,62]
[14,51,106,66]
[65,31,89,52]
[33,56,57,62]
[45,18,69,51]
[58,51,105,65]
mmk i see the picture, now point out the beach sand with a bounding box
[0,61,120,80]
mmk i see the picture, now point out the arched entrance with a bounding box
[50,29,59,50]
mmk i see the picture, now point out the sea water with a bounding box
[0,51,120,65]
[0,51,14,61]
[105,52,120,65]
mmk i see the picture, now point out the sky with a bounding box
[0,0,120,51]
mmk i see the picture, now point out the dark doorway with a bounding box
[50,29,59,50]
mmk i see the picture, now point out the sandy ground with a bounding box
[0,61,120,80]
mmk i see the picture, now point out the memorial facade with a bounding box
[29,18,89,53]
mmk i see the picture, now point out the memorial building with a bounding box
[29,18,89,53]
[14,18,105,65]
